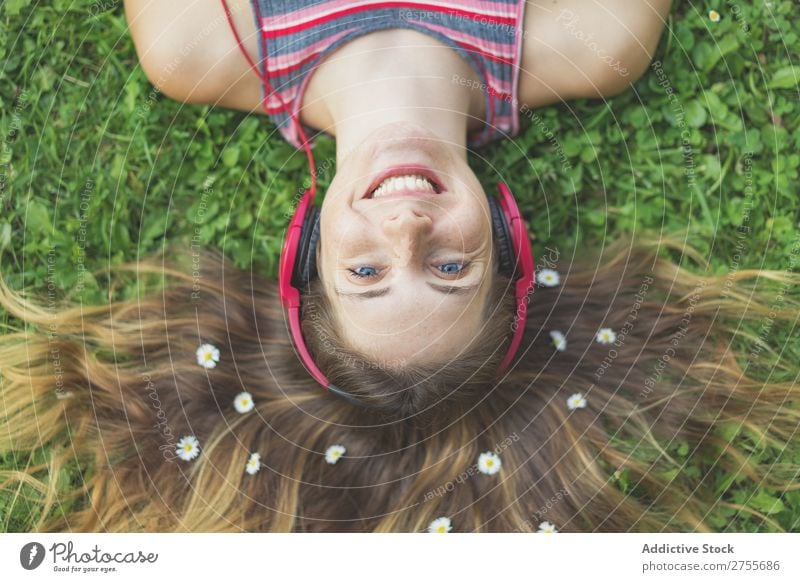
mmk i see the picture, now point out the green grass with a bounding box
[1,0,799,531]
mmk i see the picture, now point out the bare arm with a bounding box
[124,0,265,113]
[124,1,673,119]
[518,0,673,108]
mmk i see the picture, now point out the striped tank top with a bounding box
[229,0,526,149]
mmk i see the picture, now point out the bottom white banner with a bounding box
[1,533,797,581]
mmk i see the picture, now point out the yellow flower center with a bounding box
[487,459,494,467]
[204,352,212,361]
[184,444,192,451]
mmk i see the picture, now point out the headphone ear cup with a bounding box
[488,195,514,275]
[294,206,321,289]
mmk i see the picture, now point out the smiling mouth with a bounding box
[364,166,444,199]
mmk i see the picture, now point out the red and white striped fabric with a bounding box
[224,0,526,149]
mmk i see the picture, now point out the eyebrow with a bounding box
[427,283,479,296]
[335,282,479,300]
[335,287,392,299]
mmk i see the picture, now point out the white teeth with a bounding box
[371,174,436,198]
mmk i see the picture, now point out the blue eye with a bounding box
[439,262,464,274]
[350,266,379,278]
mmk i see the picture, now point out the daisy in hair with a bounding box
[567,393,587,410]
[549,330,567,351]
[595,328,616,345]
[325,444,346,465]
[196,343,220,368]
[176,435,200,461]
[428,517,452,533]
[234,391,255,413]
[477,451,502,475]
[536,268,560,287]
[245,452,262,475]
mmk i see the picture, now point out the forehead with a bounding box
[331,280,492,363]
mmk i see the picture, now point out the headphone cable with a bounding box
[220,0,318,199]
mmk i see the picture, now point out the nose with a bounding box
[381,208,433,266]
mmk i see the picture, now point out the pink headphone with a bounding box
[220,0,535,395]
[278,182,535,393]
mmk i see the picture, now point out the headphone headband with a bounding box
[278,190,330,387]
[495,183,535,375]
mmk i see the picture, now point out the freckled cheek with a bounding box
[439,209,491,248]
[325,220,378,258]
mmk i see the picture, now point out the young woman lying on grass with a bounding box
[1,0,798,532]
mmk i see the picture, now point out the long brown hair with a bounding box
[1,232,798,532]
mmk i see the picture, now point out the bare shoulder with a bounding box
[124,0,265,113]
[517,0,672,108]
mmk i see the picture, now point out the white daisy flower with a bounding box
[477,451,502,475]
[176,435,200,462]
[196,343,220,368]
[233,391,255,414]
[595,327,617,344]
[708,10,721,22]
[567,392,587,410]
[549,330,567,351]
[325,444,346,465]
[428,516,452,533]
[538,521,558,533]
[536,268,560,287]
[245,452,261,475]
